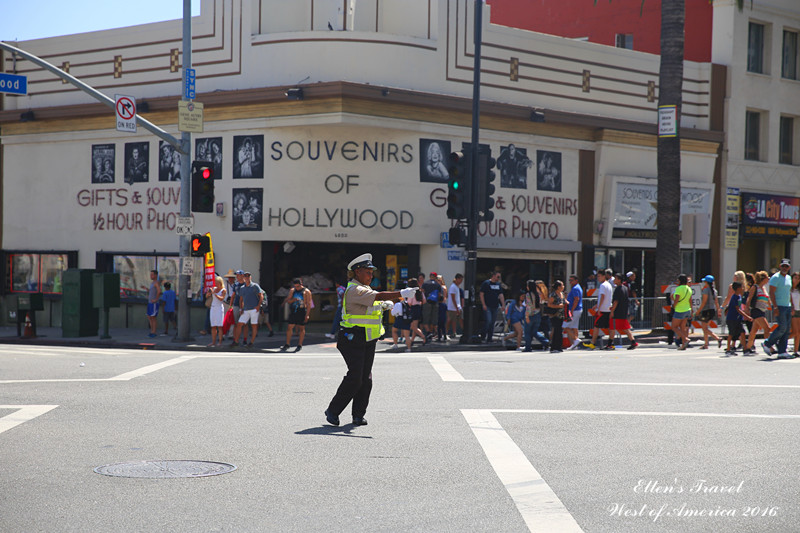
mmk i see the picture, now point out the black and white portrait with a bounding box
[158,141,181,182]
[233,135,264,179]
[419,139,451,183]
[91,144,115,184]
[536,150,562,192]
[124,142,149,184]
[232,188,263,231]
[497,144,533,189]
[195,137,222,179]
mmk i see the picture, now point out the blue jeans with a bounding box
[524,312,550,351]
[484,306,499,342]
[766,306,792,353]
[329,306,343,335]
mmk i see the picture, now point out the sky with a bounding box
[0,0,201,42]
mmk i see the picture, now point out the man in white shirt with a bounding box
[446,273,464,340]
[586,268,614,350]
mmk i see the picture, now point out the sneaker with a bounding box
[777,352,794,359]
[516,347,523,352]
[324,333,335,339]
[390,344,399,350]
[352,417,368,426]
[627,342,638,350]
[405,348,411,353]
[743,349,754,356]
[230,341,239,347]
[604,344,615,350]
[279,344,290,352]
[720,352,731,358]
[761,341,774,356]
[294,345,302,353]
[147,333,157,338]
[678,344,687,351]
[582,342,596,350]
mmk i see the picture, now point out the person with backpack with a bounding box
[421,272,443,341]
[523,280,550,352]
[280,278,312,353]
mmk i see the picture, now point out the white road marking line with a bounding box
[108,355,196,380]
[489,409,800,419]
[427,356,465,381]
[462,409,584,533]
[0,405,58,435]
[426,355,800,389]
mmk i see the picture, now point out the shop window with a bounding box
[744,110,762,161]
[5,252,69,294]
[615,34,633,50]
[110,254,204,300]
[748,22,766,74]
[779,116,796,165]
[783,30,799,80]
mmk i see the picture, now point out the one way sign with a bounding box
[115,94,137,133]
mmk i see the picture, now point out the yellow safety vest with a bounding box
[340,281,386,342]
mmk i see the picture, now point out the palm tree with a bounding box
[598,0,745,316]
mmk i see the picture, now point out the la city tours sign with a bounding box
[741,193,800,239]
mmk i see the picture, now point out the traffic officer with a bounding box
[324,253,417,426]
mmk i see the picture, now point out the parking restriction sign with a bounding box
[115,94,137,133]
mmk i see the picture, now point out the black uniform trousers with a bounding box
[327,327,377,418]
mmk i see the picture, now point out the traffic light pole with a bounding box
[461,0,483,344]
[176,0,194,342]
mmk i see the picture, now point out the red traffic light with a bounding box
[202,168,211,179]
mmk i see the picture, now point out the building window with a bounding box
[780,116,795,165]
[110,254,204,300]
[783,30,799,80]
[748,22,765,73]
[5,253,70,294]
[745,111,761,161]
[615,34,633,50]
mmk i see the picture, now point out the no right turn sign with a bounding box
[115,94,137,133]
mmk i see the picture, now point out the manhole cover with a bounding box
[94,460,236,478]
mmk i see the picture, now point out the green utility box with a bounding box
[62,269,99,337]
[93,273,121,309]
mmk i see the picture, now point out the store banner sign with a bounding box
[725,188,740,249]
[741,193,800,238]
[611,180,712,244]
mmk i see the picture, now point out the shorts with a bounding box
[750,308,765,319]
[238,308,259,325]
[698,309,716,322]
[393,317,409,331]
[447,309,460,322]
[422,303,438,326]
[672,310,691,320]
[612,318,631,331]
[563,309,582,329]
[410,305,422,322]
[162,311,176,324]
[146,303,159,317]
[288,307,307,325]
[728,320,744,339]
[594,312,611,329]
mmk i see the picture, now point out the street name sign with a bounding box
[0,73,27,95]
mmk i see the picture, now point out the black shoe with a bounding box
[352,417,368,426]
[294,345,302,353]
[230,341,239,347]
[324,409,339,426]
[268,331,274,337]
[279,344,290,352]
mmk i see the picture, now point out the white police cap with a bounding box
[348,253,377,271]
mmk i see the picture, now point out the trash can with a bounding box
[62,269,99,337]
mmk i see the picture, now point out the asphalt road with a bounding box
[1,342,799,533]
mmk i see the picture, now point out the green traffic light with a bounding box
[453,181,459,190]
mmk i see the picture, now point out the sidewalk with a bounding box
[0,325,703,353]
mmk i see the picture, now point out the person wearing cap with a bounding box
[696,275,721,349]
[763,259,794,358]
[324,253,418,427]
[231,272,263,348]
